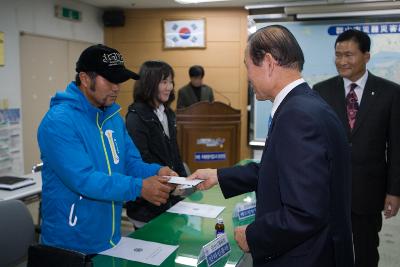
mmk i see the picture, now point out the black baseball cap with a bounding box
[76,44,139,83]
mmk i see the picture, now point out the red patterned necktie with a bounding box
[346,83,359,130]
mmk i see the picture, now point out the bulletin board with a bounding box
[249,19,400,145]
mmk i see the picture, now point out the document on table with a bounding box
[99,237,178,266]
[166,176,203,187]
[167,201,225,218]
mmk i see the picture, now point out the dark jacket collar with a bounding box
[268,82,309,135]
[128,102,173,122]
[334,72,381,137]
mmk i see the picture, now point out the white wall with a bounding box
[0,0,103,174]
[0,0,103,108]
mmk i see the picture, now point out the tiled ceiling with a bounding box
[78,0,318,9]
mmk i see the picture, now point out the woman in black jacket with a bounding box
[125,60,187,226]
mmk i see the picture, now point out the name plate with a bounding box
[198,234,231,266]
[234,202,256,220]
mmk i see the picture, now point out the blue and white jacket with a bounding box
[37,82,161,254]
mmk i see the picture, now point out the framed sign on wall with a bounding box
[163,19,206,49]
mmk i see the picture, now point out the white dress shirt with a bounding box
[343,70,368,104]
[154,104,169,137]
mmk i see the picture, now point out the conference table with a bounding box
[93,185,255,267]
[0,161,256,266]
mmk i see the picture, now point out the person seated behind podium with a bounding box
[125,60,187,225]
[176,65,214,108]
[37,45,175,254]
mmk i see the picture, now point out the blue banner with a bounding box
[328,23,400,35]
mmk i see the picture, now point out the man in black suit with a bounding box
[313,29,400,267]
[190,25,354,267]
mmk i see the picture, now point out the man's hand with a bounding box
[158,166,178,177]
[234,225,250,252]
[384,194,400,219]
[157,166,178,191]
[188,168,218,191]
[141,176,172,206]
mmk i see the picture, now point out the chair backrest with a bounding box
[31,162,43,173]
[27,244,93,267]
[0,199,35,267]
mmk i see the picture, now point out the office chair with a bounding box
[31,162,43,173]
[26,164,93,267]
[27,244,93,267]
[31,163,43,237]
[0,199,35,267]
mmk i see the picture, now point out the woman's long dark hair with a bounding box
[133,60,175,108]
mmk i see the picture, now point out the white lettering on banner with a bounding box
[329,23,400,35]
[194,152,226,162]
[196,138,225,147]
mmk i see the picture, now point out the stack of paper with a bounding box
[167,201,225,218]
[100,237,178,266]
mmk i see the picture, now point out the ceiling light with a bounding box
[245,1,325,10]
[296,9,400,19]
[249,14,288,20]
[175,0,231,4]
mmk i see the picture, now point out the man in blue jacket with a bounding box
[37,44,174,254]
[190,25,354,267]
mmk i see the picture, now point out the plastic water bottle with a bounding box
[215,217,225,237]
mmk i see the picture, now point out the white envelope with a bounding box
[165,176,203,187]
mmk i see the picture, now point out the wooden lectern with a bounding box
[176,101,241,172]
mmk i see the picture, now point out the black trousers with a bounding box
[351,212,383,267]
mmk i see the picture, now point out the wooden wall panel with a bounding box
[111,18,163,43]
[116,42,241,67]
[117,90,133,118]
[107,8,250,159]
[207,17,241,41]
[206,67,240,93]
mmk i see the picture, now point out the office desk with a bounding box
[94,186,255,267]
[0,171,42,201]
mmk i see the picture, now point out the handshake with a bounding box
[140,167,219,206]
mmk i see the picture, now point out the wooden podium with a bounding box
[176,101,241,172]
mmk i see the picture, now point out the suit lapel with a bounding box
[262,84,307,162]
[267,83,308,144]
[351,73,379,136]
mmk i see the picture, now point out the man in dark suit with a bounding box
[313,29,400,267]
[176,65,214,108]
[190,25,354,267]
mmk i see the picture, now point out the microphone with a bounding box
[213,88,231,106]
